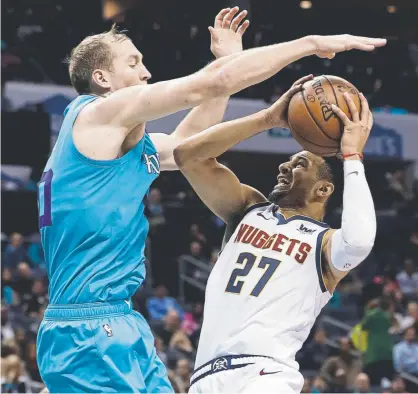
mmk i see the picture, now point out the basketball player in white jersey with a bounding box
[173,75,376,393]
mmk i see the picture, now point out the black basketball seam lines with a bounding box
[322,75,344,138]
[288,116,339,153]
[300,90,340,145]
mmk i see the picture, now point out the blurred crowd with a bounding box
[2,161,418,393]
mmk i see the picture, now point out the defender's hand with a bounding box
[265,75,314,128]
[309,34,387,59]
[332,93,373,158]
[209,7,250,59]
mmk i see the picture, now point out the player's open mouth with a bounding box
[276,177,292,190]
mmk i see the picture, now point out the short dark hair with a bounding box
[316,158,334,183]
[65,25,129,94]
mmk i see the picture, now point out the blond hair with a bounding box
[66,25,129,94]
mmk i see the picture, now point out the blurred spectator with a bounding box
[383,375,408,394]
[361,299,394,385]
[1,305,15,342]
[320,337,362,390]
[27,233,45,269]
[1,268,14,304]
[391,301,418,335]
[155,336,168,365]
[301,377,312,393]
[20,279,48,317]
[3,233,27,273]
[146,188,166,233]
[1,354,29,393]
[299,328,329,371]
[188,241,205,262]
[311,376,329,393]
[353,372,371,394]
[146,285,184,322]
[189,224,207,245]
[152,310,193,357]
[181,302,203,337]
[172,358,192,393]
[396,259,418,300]
[393,327,418,376]
[9,263,34,303]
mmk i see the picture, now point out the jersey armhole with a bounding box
[69,98,145,168]
[315,228,333,295]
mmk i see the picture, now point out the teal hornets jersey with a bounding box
[38,95,160,304]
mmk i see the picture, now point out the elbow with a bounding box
[206,69,233,98]
[173,143,193,169]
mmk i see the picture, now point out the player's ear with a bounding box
[91,69,111,91]
[317,182,334,198]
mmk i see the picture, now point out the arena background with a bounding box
[1,0,418,392]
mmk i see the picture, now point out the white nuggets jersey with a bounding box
[195,203,332,371]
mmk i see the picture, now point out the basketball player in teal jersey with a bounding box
[36,4,386,391]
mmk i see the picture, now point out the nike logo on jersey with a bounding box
[257,212,275,221]
[347,171,359,176]
[259,368,281,376]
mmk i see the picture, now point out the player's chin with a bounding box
[268,186,291,203]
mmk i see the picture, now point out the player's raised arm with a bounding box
[150,7,250,171]
[91,34,386,133]
[322,93,376,285]
[173,76,313,223]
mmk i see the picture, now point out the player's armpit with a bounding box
[149,133,180,171]
[179,158,267,224]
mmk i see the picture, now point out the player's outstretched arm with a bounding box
[323,93,376,286]
[92,34,387,133]
[173,78,310,223]
[151,7,250,171]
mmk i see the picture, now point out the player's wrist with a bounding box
[341,151,364,161]
[303,35,321,56]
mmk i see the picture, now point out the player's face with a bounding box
[107,39,151,91]
[268,151,328,208]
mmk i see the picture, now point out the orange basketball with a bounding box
[287,75,361,156]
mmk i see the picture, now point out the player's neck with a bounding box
[278,203,325,222]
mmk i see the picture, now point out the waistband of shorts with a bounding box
[190,354,272,387]
[44,299,132,320]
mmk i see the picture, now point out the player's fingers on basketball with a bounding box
[343,92,360,123]
[237,20,250,36]
[331,104,350,125]
[286,84,303,98]
[291,74,313,88]
[222,6,239,28]
[231,10,247,31]
[359,92,370,123]
[292,74,313,87]
[214,8,230,29]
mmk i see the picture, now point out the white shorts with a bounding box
[189,356,304,394]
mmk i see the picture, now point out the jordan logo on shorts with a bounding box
[103,324,113,337]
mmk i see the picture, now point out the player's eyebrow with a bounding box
[127,54,142,62]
